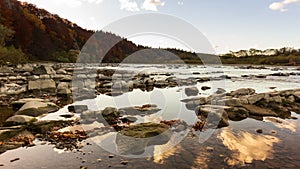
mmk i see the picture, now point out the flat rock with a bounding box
[16,101,59,117]
[242,104,278,116]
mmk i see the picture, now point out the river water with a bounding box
[1,64,300,168]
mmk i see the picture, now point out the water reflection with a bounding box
[218,129,280,166]
[264,117,297,132]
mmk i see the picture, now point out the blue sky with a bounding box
[19,0,300,54]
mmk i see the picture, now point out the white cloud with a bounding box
[119,0,140,11]
[142,0,165,11]
[269,0,299,12]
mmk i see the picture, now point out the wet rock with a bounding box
[201,86,211,91]
[242,104,278,116]
[116,123,171,155]
[28,79,56,92]
[56,69,67,74]
[247,93,265,104]
[256,129,263,133]
[230,88,255,97]
[119,104,160,116]
[227,107,249,121]
[10,158,20,162]
[185,87,199,96]
[216,88,226,94]
[5,115,36,126]
[197,105,230,128]
[219,98,241,107]
[121,116,138,123]
[16,101,59,117]
[102,107,119,125]
[68,105,88,113]
[32,65,56,75]
[120,160,128,165]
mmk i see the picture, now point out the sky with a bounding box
[18,0,300,54]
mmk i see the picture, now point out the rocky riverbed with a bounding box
[1,63,300,168]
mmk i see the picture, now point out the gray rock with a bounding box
[227,107,249,121]
[219,98,241,106]
[247,93,265,104]
[5,115,36,125]
[68,105,88,113]
[230,88,255,96]
[28,79,56,92]
[185,87,199,96]
[32,65,56,75]
[216,88,226,94]
[242,104,278,116]
[56,69,67,74]
[16,101,59,117]
[11,98,45,111]
[121,116,138,123]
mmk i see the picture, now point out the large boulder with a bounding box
[28,79,56,92]
[227,107,249,121]
[32,65,56,75]
[197,105,230,128]
[16,101,59,117]
[101,107,120,125]
[116,123,171,155]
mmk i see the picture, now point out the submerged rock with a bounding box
[116,123,171,155]
[185,87,199,96]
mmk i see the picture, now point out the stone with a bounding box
[185,87,199,96]
[230,88,255,97]
[227,107,249,121]
[216,88,226,94]
[247,93,265,104]
[256,129,263,133]
[121,116,138,123]
[201,86,211,91]
[5,115,36,125]
[242,104,278,116]
[119,105,160,116]
[28,79,56,92]
[101,107,119,125]
[16,101,59,117]
[32,65,56,75]
[68,105,88,113]
[287,95,295,103]
[11,98,45,111]
[116,123,171,155]
[197,105,230,128]
[219,98,241,107]
[56,69,67,74]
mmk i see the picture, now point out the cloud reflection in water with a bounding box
[218,129,280,166]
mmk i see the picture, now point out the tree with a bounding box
[0,24,14,46]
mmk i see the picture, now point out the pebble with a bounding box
[0,164,4,166]
[109,155,114,158]
[291,116,298,120]
[120,160,129,165]
[206,146,214,152]
[97,159,102,162]
[82,160,86,163]
[256,129,263,134]
[10,158,20,162]
[271,130,277,134]
[80,166,87,169]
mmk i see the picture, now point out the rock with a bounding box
[68,105,88,113]
[206,146,214,152]
[11,98,45,111]
[120,160,129,165]
[174,124,186,132]
[121,116,138,123]
[5,115,36,125]
[119,105,160,116]
[56,69,67,74]
[0,66,13,73]
[10,158,20,162]
[287,95,295,103]
[242,104,278,117]
[116,123,171,155]
[216,88,226,94]
[219,98,241,107]
[108,155,114,158]
[197,105,230,128]
[230,88,255,97]
[101,107,119,125]
[32,65,56,75]
[227,107,249,121]
[256,129,263,133]
[16,101,59,117]
[28,79,56,92]
[247,93,265,104]
[185,87,199,96]
[201,86,211,91]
